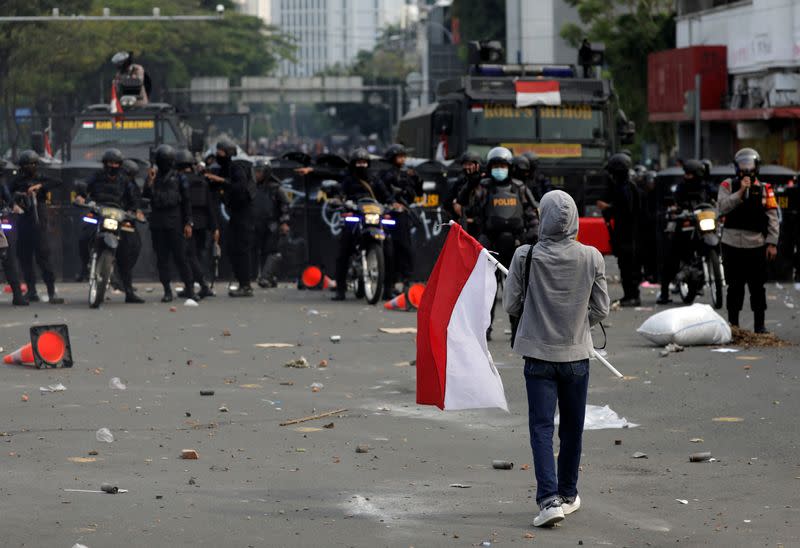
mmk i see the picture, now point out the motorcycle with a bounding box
[341,198,395,305]
[77,201,143,308]
[666,203,725,308]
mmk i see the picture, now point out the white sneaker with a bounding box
[794,282,800,291]
[560,495,581,515]
[533,499,564,527]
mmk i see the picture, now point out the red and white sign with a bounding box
[110,84,123,117]
[515,80,561,107]
[416,223,508,411]
[82,121,94,129]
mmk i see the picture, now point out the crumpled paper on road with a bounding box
[556,404,638,430]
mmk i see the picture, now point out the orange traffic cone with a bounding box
[301,266,323,289]
[407,283,425,309]
[3,283,28,294]
[3,342,35,366]
[384,293,410,311]
[321,275,336,290]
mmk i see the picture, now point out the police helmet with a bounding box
[349,148,371,166]
[521,151,539,170]
[154,144,175,170]
[254,158,273,179]
[122,159,139,178]
[18,149,40,166]
[486,146,513,168]
[384,144,407,162]
[734,147,760,178]
[101,148,124,165]
[512,156,531,172]
[701,159,713,178]
[605,152,632,175]
[216,138,238,158]
[683,159,706,179]
[459,151,481,166]
[111,51,132,69]
[174,149,195,169]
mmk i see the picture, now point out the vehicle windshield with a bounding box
[467,103,604,142]
[539,104,604,141]
[467,104,536,141]
[73,119,179,146]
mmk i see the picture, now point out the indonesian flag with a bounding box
[416,223,508,411]
[110,84,123,117]
[515,80,561,107]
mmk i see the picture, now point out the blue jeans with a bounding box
[524,357,589,506]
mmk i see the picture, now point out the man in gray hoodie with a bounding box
[503,190,610,527]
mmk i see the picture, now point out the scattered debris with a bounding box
[330,335,341,343]
[294,427,322,433]
[284,357,309,369]
[88,450,98,456]
[200,390,215,396]
[218,405,229,413]
[318,359,328,368]
[39,383,67,393]
[279,381,295,386]
[279,408,348,427]
[689,438,704,443]
[561,405,637,430]
[310,382,324,392]
[181,449,199,460]
[378,327,417,334]
[712,417,744,422]
[523,532,535,539]
[690,452,712,462]
[255,342,294,348]
[95,428,114,443]
[169,306,177,312]
[675,499,688,505]
[449,483,471,488]
[295,448,306,453]
[614,440,622,446]
[660,342,684,356]
[731,326,792,348]
[355,444,370,454]
[21,394,29,402]
[323,422,335,429]
[100,483,119,494]
[520,464,530,471]
[711,348,739,353]
[68,457,97,463]
[108,377,126,390]
[631,452,648,459]
[492,460,514,470]
[222,329,232,337]
[184,298,199,307]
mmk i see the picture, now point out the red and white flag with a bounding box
[416,223,508,411]
[515,80,561,107]
[110,84,123,117]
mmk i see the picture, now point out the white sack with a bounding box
[637,303,732,346]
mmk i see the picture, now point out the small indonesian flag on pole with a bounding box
[416,223,508,411]
[110,84,123,117]
[515,80,561,107]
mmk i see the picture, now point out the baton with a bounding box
[469,222,624,379]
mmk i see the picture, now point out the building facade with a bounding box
[652,0,800,168]
[505,0,582,65]
[272,0,407,77]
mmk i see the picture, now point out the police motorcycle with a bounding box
[76,201,144,308]
[666,203,725,308]
[343,198,395,304]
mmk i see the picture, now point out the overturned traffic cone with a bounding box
[301,266,336,290]
[384,292,410,311]
[407,283,425,309]
[321,274,336,290]
[3,324,72,369]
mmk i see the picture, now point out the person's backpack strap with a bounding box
[510,244,534,347]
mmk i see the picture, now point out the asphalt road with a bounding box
[0,272,798,548]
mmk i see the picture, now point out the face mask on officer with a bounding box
[21,164,37,177]
[491,166,509,182]
[215,153,230,167]
[611,169,628,185]
[353,160,369,179]
[105,162,121,177]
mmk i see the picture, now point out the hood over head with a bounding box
[538,190,578,242]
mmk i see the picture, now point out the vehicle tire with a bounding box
[89,250,114,309]
[706,248,724,309]
[679,278,697,305]
[362,242,385,305]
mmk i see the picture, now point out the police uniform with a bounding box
[143,169,195,300]
[8,169,62,301]
[380,164,420,290]
[0,182,26,305]
[184,170,219,296]
[475,176,534,267]
[601,172,644,305]
[79,169,143,300]
[717,177,780,329]
[216,158,256,295]
[252,175,291,287]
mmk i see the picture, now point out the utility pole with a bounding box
[694,74,702,158]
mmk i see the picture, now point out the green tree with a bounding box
[451,0,505,44]
[560,0,675,152]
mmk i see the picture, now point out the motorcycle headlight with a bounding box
[364,213,380,225]
[698,218,716,232]
[102,218,119,231]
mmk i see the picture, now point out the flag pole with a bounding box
[449,221,624,379]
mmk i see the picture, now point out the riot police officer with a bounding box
[380,144,420,296]
[143,145,196,302]
[252,159,291,288]
[175,149,217,299]
[332,148,393,301]
[474,147,537,338]
[75,148,145,303]
[520,151,552,201]
[449,151,482,223]
[0,180,27,305]
[657,159,714,304]
[8,150,64,304]
[717,148,780,333]
[204,138,256,297]
[598,152,643,307]
[455,151,487,238]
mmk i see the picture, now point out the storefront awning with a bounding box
[649,107,800,122]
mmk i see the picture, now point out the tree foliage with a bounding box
[561,0,675,151]
[451,0,505,43]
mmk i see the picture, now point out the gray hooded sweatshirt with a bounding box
[503,190,610,362]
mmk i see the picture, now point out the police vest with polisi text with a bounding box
[483,181,524,233]
[152,171,182,210]
[722,178,776,234]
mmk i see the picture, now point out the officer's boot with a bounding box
[198,281,215,299]
[753,310,768,334]
[728,309,740,328]
[161,283,173,303]
[125,284,145,304]
[46,281,64,305]
[25,283,40,303]
[11,283,29,306]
